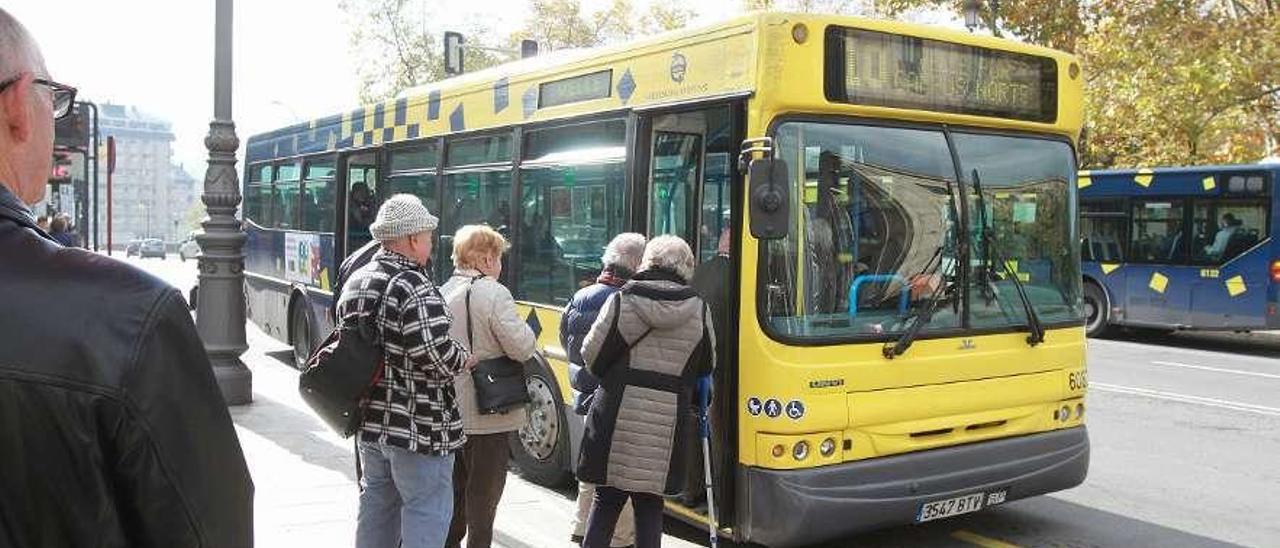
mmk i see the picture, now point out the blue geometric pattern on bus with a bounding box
[617,68,636,104]
[407,124,420,139]
[450,104,465,132]
[428,90,441,120]
[351,107,366,134]
[522,87,537,119]
[395,98,408,126]
[373,103,386,129]
[494,78,509,114]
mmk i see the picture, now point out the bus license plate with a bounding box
[916,493,987,523]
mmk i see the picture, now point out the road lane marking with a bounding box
[1149,360,1280,380]
[1093,382,1280,417]
[952,530,1022,548]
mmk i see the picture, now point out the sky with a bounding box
[5,1,961,179]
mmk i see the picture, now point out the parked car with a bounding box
[139,238,166,259]
[125,240,142,257]
[179,233,202,261]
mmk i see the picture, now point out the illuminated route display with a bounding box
[825,27,1059,123]
[539,69,613,108]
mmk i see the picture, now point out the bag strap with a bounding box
[464,274,485,351]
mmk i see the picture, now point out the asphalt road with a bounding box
[129,255,1280,548]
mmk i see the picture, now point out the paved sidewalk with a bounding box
[232,324,700,548]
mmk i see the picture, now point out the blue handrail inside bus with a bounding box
[849,274,910,320]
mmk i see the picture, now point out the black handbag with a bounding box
[299,271,402,437]
[466,276,531,415]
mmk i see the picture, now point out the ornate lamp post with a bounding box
[963,0,983,32]
[196,0,251,405]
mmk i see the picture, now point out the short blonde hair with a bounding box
[640,235,696,282]
[451,224,510,269]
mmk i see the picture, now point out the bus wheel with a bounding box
[510,358,572,487]
[290,301,314,370]
[1083,282,1113,338]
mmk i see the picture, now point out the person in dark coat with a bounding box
[561,232,646,547]
[578,235,716,548]
[0,9,253,546]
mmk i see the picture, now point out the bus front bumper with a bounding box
[738,426,1089,547]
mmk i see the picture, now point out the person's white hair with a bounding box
[640,235,695,282]
[0,9,45,80]
[601,232,645,275]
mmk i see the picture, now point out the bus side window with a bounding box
[516,120,626,305]
[1190,197,1268,265]
[1080,199,1127,263]
[1130,200,1185,263]
[302,157,336,233]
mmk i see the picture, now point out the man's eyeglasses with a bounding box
[0,75,78,120]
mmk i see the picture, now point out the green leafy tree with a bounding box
[339,0,503,103]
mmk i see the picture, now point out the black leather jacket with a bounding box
[0,185,254,547]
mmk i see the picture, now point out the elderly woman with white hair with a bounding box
[577,235,716,548]
[561,232,647,547]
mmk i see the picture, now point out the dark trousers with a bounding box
[445,433,510,548]
[582,485,663,548]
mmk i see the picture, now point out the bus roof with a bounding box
[246,12,1080,164]
[1084,164,1280,177]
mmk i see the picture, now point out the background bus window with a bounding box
[245,164,273,227]
[346,152,380,253]
[272,163,302,230]
[1190,199,1267,265]
[447,133,512,166]
[516,120,626,305]
[301,158,336,232]
[1081,200,1128,262]
[649,131,701,240]
[1130,200,1186,263]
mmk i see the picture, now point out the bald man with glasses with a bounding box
[0,8,253,547]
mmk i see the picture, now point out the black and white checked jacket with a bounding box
[336,250,470,456]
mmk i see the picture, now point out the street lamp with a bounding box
[196,0,252,405]
[963,0,983,32]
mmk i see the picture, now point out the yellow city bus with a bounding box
[243,12,1088,546]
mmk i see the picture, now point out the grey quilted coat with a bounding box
[576,268,716,496]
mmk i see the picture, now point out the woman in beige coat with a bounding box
[440,225,537,548]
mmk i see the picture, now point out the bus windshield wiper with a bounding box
[882,264,953,359]
[884,178,962,359]
[971,169,1045,346]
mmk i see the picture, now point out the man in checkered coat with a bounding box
[337,194,473,548]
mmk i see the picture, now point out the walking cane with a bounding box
[697,375,719,548]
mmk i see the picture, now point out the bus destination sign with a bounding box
[539,69,613,109]
[825,27,1058,123]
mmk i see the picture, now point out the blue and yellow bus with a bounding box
[1080,164,1280,336]
[242,12,1090,546]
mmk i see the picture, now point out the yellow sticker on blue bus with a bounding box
[1225,275,1247,297]
[1149,272,1169,294]
[1202,176,1216,191]
[1134,169,1154,188]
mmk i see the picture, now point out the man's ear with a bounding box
[1,75,34,144]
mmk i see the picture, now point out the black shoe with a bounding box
[569,534,583,545]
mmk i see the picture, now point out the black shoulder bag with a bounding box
[299,271,402,437]
[466,276,531,414]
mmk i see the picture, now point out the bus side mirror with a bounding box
[749,158,790,240]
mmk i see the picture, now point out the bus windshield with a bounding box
[762,121,1081,341]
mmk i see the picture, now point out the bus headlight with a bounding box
[793,440,810,461]
[772,444,786,458]
[1076,402,1085,419]
[1060,405,1071,422]
[819,438,837,457]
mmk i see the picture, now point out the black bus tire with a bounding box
[509,356,573,488]
[290,298,315,370]
[1083,281,1113,338]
